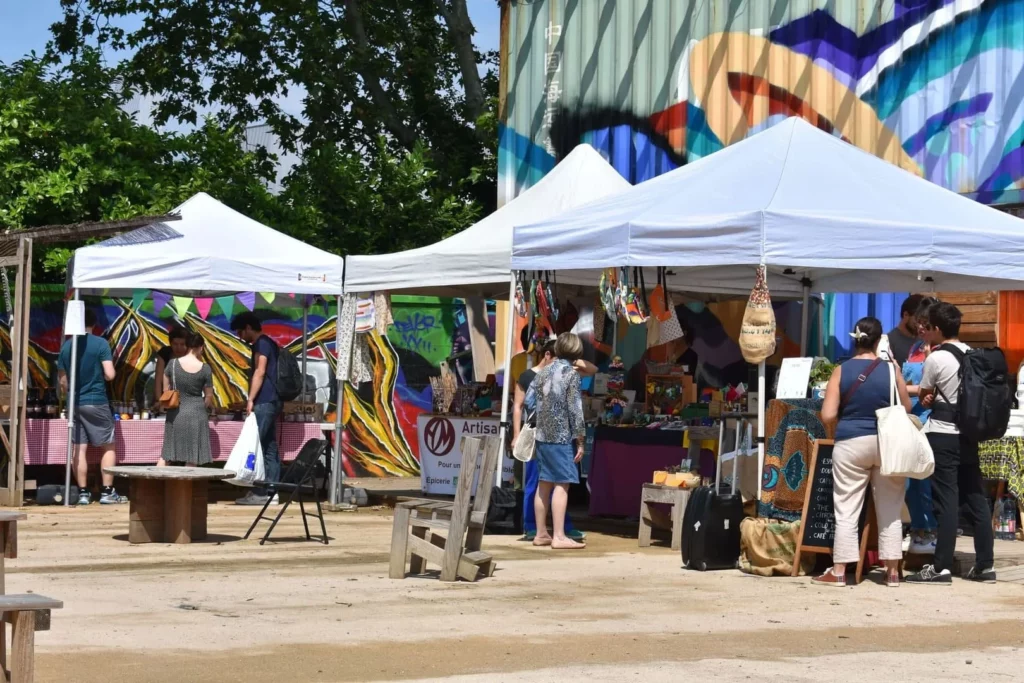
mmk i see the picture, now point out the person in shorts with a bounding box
[57,308,124,505]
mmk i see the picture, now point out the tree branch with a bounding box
[343,0,417,148]
[435,0,486,125]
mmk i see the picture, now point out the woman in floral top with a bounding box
[529,332,587,549]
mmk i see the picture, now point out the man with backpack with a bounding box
[907,302,1007,585]
[231,312,285,506]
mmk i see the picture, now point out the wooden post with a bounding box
[9,611,33,683]
[128,480,164,543]
[2,238,31,507]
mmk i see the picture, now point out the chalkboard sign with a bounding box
[800,440,836,552]
[791,439,877,582]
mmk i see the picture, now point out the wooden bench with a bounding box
[0,511,26,676]
[103,466,235,544]
[0,594,62,683]
[638,484,691,551]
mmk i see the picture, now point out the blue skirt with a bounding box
[535,441,579,485]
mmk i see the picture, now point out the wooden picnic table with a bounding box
[103,466,235,544]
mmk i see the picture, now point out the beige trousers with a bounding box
[832,435,906,564]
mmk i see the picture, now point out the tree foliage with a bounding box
[51,0,500,214]
[0,51,280,276]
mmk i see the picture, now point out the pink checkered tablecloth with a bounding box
[24,418,329,465]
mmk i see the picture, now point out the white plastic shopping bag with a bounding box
[225,413,266,486]
[876,363,934,479]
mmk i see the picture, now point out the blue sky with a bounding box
[0,1,501,64]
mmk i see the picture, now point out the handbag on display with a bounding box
[622,268,649,325]
[738,265,777,364]
[649,267,671,322]
[877,362,935,479]
[159,360,180,410]
[545,271,559,322]
[659,292,685,344]
[514,273,528,318]
[599,269,618,321]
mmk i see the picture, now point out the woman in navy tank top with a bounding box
[815,317,913,588]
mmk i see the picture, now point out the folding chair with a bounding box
[245,438,330,545]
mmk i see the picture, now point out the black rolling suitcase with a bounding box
[681,423,746,571]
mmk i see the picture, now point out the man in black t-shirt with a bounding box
[232,312,282,505]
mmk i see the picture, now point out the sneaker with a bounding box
[100,490,127,505]
[909,535,937,555]
[964,566,997,584]
[905,564,952,585]
[811,568,847,587]
[567,529,587,542]
[77,490,92,506]
[902,534,911,553]
[235,491,270,506]
[521,530,537,542]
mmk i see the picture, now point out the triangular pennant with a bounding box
[288,293,295,298]
[238,292,256,311]
[152,291,171,313]
[216,295,236,319]
[173,296,193,317]
[131,289,147,311]
[260,291,275,305]
[195,298,214,320]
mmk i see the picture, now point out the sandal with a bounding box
[887,569,900,588]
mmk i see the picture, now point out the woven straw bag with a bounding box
[739,266,777,364]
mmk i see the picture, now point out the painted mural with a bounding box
[501,0,1024,203]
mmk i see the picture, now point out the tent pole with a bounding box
[301,299,309,402]
[817,297,825,357]
[495,273,517,486]
[757,359,765,502]
[64,289,80,507]
[799,279,810,357]
[329,295,345,506]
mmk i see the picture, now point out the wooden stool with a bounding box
[0,594,62,683]
[638,484,691,551]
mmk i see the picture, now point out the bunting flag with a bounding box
[152,291,171,313]
[131,289,147,311]
[173,296,193,317]
[287,293,295,298]
[216,295,236,319]
[238,291,256,311]
[195,298,214,320]
[260,291,275,305]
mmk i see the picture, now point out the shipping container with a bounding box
[498,0,1024,360]
[499,0,1024,205]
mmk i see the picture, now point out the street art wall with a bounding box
[0,288,477,479]
[500,0,1024,203]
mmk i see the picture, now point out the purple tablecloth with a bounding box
[587,427,690,517]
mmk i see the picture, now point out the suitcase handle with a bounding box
[715,417,748,495]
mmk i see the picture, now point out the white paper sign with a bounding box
[418,415,514,495]
[776,357,814,400]
[64,300,86,336]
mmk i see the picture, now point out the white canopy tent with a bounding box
[344,143,630,298]
[513,117,1024,295]
[341,144,630,490]
[66,193,346,504]
[510,116,1024,500]
[72,192,344,295]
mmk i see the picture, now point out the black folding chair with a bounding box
[244,438,330,545]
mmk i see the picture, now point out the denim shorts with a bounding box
[535,441,579,485]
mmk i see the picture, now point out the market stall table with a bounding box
[102,466,235,544]
[25,419,325,465]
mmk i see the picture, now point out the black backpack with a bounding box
[934,344,1011,442]
[274,342,303,402]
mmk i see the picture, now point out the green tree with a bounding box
[0,51,279,277]
[51,0,500,216]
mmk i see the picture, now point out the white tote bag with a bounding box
[224,413,266,486]
[512,424,536,463]
[876,363,934,479]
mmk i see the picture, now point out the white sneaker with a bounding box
[909,535,937,555]
[902,534,911,553]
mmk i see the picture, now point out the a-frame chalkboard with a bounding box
[791,440,880,583]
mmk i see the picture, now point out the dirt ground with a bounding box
[8,502,1024,682]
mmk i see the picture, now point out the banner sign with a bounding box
[417,415,513,495]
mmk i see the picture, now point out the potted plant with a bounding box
[809,359,836,398]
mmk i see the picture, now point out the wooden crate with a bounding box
[935,292,997,347]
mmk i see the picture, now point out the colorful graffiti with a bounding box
[500,0,1024,204]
